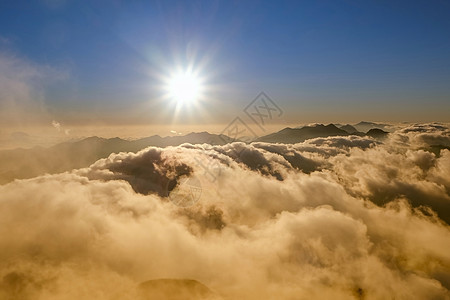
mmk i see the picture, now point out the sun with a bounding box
[166,70,203,104]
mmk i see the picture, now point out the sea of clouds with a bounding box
[0,123,449,299]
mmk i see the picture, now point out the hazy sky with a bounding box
[1,0,450,130]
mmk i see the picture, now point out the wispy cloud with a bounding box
[0,50,68,127]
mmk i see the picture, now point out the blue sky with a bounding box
[1,0,450,126]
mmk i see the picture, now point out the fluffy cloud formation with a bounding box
[0,124,449,299]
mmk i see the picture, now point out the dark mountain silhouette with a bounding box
[353,121,389,132]
[256,124,350,143]
[340,124,360,134]
[0,125,395,184]
[366,128,389,139]
[0,132,234,184]
[134,132,233,149]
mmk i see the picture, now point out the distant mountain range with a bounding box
[0,132,234,184]
[339,124,359,134]
[353,121,389,132]
[0,122,389,184]
[256,123,388,143]
[257,124,347,143]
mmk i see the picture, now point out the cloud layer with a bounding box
[0,123,449,299]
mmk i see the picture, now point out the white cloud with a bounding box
[0,124,449,299]
[52,120,61,131]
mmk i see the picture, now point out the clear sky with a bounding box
[1,0,450,130]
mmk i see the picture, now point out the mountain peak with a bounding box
[257,124,349,143]
[325,123,339,129]
[340,124,359,134]
[353,121,389,133]
[366,128,388,139]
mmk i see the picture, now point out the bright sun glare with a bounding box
[166,70,203,104]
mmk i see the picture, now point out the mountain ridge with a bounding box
[256,123,389,143]
[0,132,234,184]
[256,123,350,143]
[0,123,390,184]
